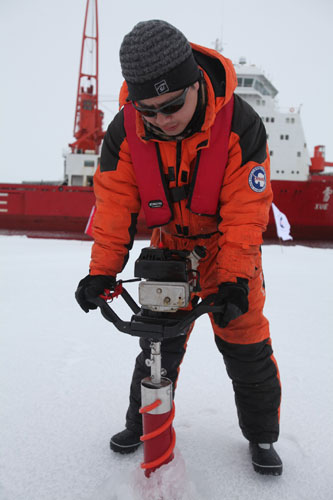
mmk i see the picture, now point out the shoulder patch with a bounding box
[249,166,266,192]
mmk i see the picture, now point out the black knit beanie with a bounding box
[120,20,200,101]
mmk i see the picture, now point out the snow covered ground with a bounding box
[1,235,333,500]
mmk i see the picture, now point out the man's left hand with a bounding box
[213,279,249,328]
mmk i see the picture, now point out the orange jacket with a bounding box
[90,43,273,284]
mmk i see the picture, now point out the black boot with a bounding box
[110,429,142,454]
[249,443,283,476]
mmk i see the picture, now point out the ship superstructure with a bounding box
[234,58,310,182]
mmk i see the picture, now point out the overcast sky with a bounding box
[1,0,332,183]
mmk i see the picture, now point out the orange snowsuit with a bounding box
[90,43,272,345]
[89,44,281,443]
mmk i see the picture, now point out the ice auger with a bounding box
[91,245,224,478]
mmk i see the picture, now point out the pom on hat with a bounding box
[120,20,200,101]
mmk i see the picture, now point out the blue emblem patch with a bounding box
[249,166,266,193]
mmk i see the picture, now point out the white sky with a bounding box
[1,0,332,182]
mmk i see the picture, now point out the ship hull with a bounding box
[0,184,95,239]
[1,177,332,241]
[266,177,333,240]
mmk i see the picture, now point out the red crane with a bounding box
[310,145,333,174]
[69,0,104,154]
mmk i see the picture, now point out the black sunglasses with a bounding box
[132,87,189,118]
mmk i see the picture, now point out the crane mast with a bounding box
[65,0,105,186]
[70,0,104,154]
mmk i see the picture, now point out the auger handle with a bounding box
[90,284,225,340]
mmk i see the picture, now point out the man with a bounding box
[75,20,282,476]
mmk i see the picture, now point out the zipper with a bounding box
[175,141,184,229]
[176,141,182,184]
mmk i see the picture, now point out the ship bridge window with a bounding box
[254,80,270,95]
[271,117,275,122]
[84,160,95,167]
[254,80,264,93]
[297,152,301,157]
[237,77,243,86]
[244,78,254,87]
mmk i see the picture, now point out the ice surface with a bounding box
[1,236,333,500]
[91,449,204,500]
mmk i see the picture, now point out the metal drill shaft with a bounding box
[150,341,162,385]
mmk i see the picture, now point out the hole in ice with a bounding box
[90,448,207,500]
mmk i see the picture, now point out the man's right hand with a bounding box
[75,274,116,313]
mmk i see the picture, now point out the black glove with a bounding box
[213,278,249,328]
[75,274,116,313]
